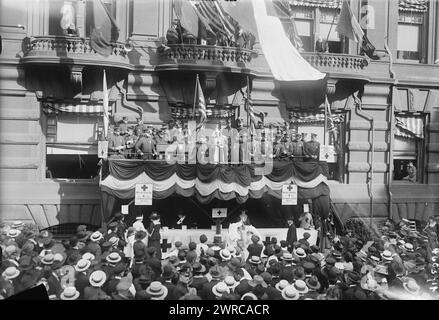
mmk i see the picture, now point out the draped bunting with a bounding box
[101,181,329,204]
[100,160,329,204]
[101,160,329,184]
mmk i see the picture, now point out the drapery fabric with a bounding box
[101,160,329,183]
[100,160,330,204]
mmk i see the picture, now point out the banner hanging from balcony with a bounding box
[99,160,330,204]
[220,0,325,81]
[42,103,111,115]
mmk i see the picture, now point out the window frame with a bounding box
[392,112,429,184]
[396,9,429,64]
[43,109,102,182]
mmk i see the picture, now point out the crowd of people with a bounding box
[1,211,439,300]
[105,117,323,163]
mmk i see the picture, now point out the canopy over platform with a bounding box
[99,160,331,224]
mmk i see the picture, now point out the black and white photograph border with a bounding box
[1,0,439,309]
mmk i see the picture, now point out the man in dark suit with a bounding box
[200,266,222,300]
[247,235,263,259]
[147,212,162,260]
[286,216,297,247]
[190,262,208,293]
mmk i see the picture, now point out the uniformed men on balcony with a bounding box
[303,133,320,162]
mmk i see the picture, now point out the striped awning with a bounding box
[395,115,424,139]
[171,107,235,119]
[290,0,342,9]
[291,0,428,12]
[289,112,344,124]
[43,103,111,115]
[399,0,429,12]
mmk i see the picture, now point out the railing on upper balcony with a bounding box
[157,44,255,66]
[301,52,369,74]
[22,36,132,69]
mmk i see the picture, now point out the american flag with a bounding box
[195,75,207,130]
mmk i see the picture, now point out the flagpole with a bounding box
[324,96,328,145]
[192,74,198,120]
[246,76,250,129]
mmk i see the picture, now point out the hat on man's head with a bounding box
[60,287,80,300]
[2,266,20,280]
[219,249,232,261]
[305,276,321,291]
[7,229,21,238]
[146,281,168,300]
[106,252,121,264]
[212,282,230,298]
[41,254,55,265]
[75,259,91,272]
[281,285,300,300]
[89,270,107,287]
[90,231,103,242]
[275,279,289,292]
[249,256,262,265]
[249,275,268,288]
[149,212,160,220]
[192,262,206,274]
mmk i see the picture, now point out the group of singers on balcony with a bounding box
[104,117,321,163]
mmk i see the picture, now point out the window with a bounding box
[397,10,427,63]
[289,111,346,182]
[44,104,103,180]
[393,113,427,183]
[292,7,314,52]
[319,8,342,53]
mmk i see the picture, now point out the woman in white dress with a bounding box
[228,211,263,261]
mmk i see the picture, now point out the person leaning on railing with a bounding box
[134,130,157,160]
[108,127,126,159]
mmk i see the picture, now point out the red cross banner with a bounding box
[282,184,297,205]
[211,208,227,218]
[319,145,336,163]
[135,183,153,205]
[98,141,108,159]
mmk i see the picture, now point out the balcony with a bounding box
[21,36,133,70]
[301,52,370,81]
[155,44,256,75]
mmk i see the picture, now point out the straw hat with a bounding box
[7,229,21,238]
[381,250,394,261]
[224,276,237,289]
[2,266,20,280]
[281,285,300,300]
[90,231,103,242]
[249,275,268,288]
[219,249,232,261]
[146,281,168,300]
[41,253,55,265]
[82,252,95,261]
[212,282,230,298]
[281,252,294,262]
[294,248,307,259]
[249,256,262,265]
[275,279,289,292]
[60,287,80,300]
[89,270,107,287]
[75,259,91,272]
[293,279,309,294]
[106,252,121,264]
[12,221,25,229]
[404,243,414,252]
[403,278,420,296]
[241,292,258,300]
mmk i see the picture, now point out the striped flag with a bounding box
[336,0,364,43]
[193,1,235,39]
[195,76,207,130]
[103,69,110,139]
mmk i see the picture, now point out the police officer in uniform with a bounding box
[303,133,320,162]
